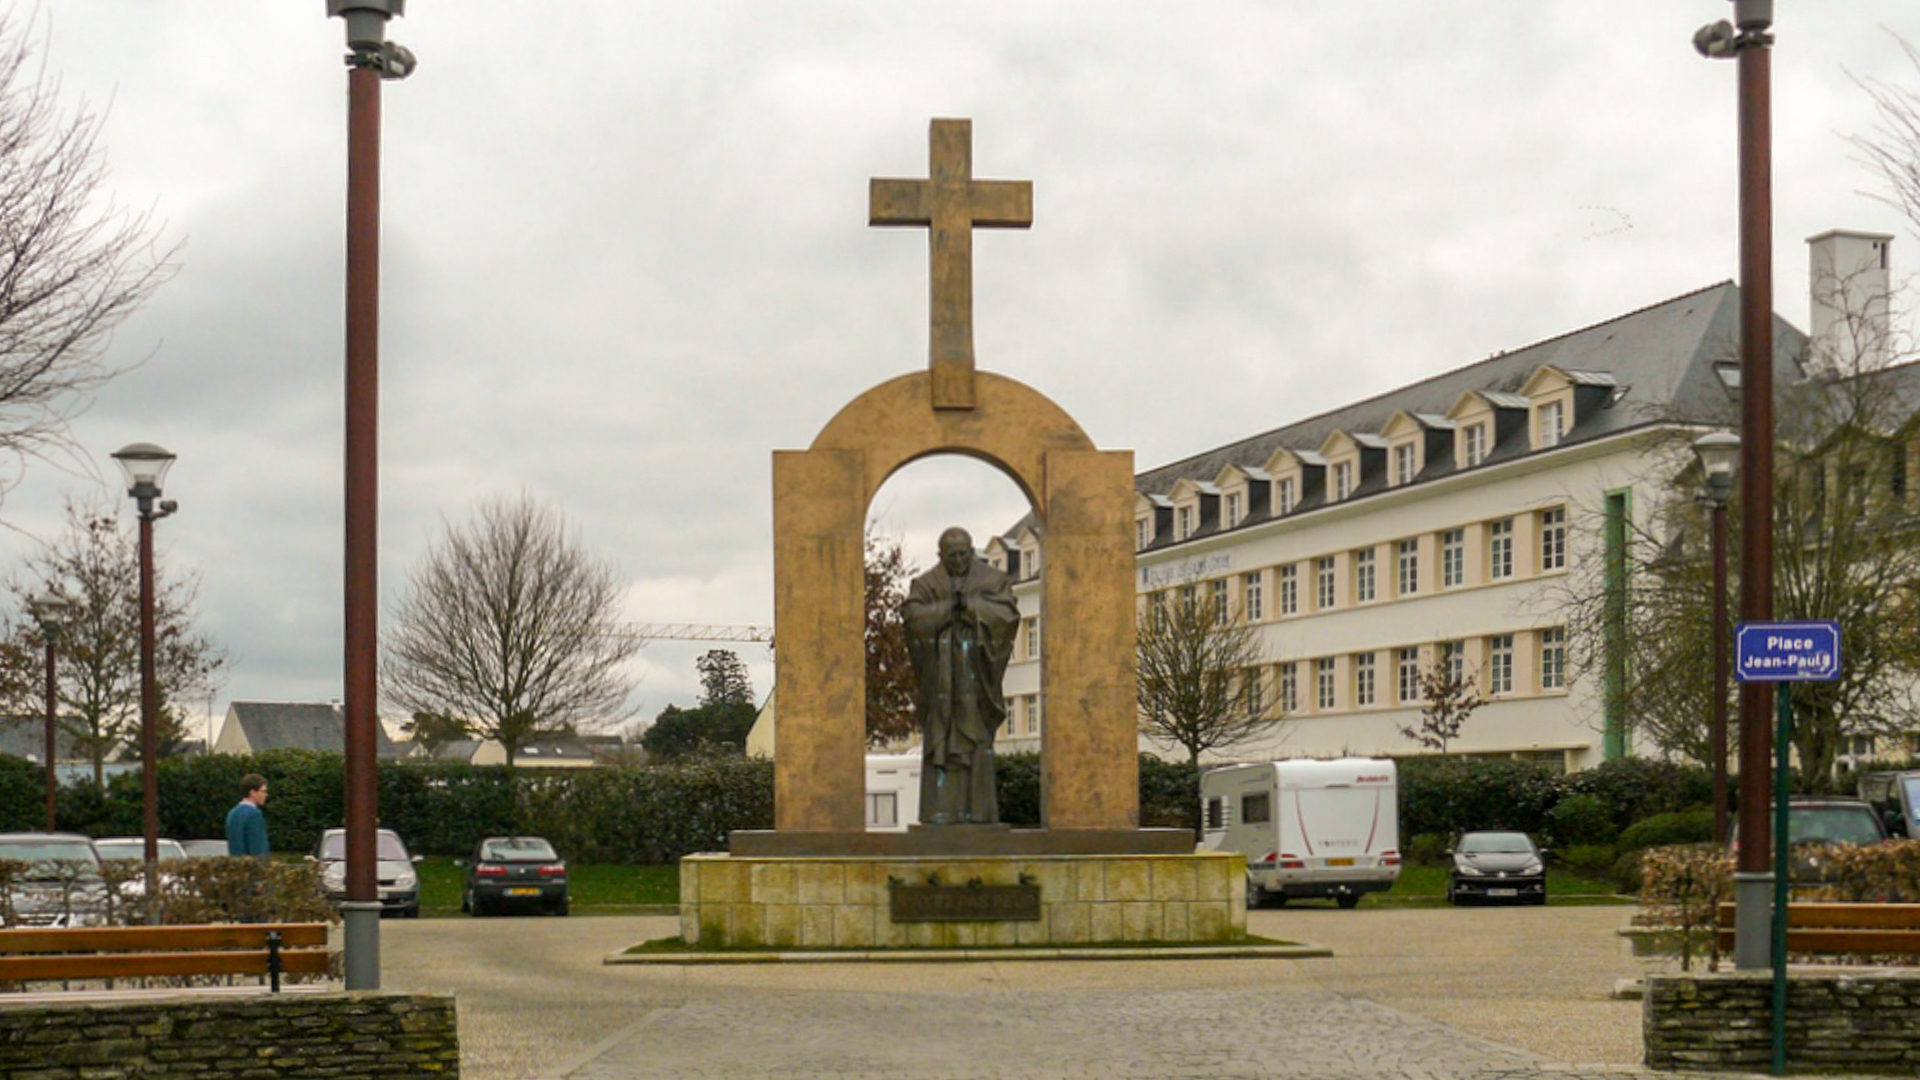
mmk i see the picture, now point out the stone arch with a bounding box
[771,371,1139,836]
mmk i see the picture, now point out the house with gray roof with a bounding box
[212,701,404,759]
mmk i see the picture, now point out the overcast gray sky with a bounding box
[4,2,1915,734]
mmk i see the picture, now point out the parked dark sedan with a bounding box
[463,836,569,916]
[1446,831,1547,906]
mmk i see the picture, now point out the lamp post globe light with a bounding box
[112,441,176,922]
[1692,431,1739,848]
[329,0,413,994]
[28,593,71,833]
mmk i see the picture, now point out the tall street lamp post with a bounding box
[1695,0,1776,971]
[112,441,177,923]
[1694,431,1740,846]
[327,0,413,992]
[28,593,71,833]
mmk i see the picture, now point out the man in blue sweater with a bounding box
[226,774,270,857]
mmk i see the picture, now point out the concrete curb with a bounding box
[603,942,1333,965]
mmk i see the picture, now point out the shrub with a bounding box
[1546,794,1617,847]
[1398,757,1559,839]
[1405,832,1451,867]
[1618,809,1715,853]
[996,752,1041,826]
[1806,838,1920,902]
[1139,755,1200,832]
[1552,843,1619,882]
[0,755,45,832]
[1558,758,1712,833]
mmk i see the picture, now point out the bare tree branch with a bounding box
[1136,585,1285,770]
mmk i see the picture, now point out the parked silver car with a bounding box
[0,832,110,927]
[311,828,421,918]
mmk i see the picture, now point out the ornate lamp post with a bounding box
[28,593,71,833]
[112,441,176,922]
[1694,431,1739,846]
[327,0,414,992]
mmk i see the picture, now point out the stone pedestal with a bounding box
[680,852,1245,950]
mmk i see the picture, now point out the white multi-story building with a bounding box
[988,230,1896,773]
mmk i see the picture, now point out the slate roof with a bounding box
[0,717,89,762]
[225,701,402,759]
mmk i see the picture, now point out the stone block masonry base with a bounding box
[679,852,1246,949]
[0,991,457,1079]
[1645,971,1920,1073]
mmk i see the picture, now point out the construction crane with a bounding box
[622,623,773,644]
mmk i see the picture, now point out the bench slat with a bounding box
[1714,927,1920,954]
[0,949,334,982]
[0,923,328,955]
[1715,902,1920,929]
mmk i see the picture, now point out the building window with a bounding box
[1243,572,1264,623]
[1029,694,1042,735]
[1333,461,1354,501]
[1398,647,1421,703]
[1210,578,1229,623]
[1243,669,1263,718]
[1540,627,1566,690]
[1394,442,1417,487]
[1225,491,1244,528]
[1136,518,1151,551]
[1539,399,1565,448]
[1464,423,1488,467]
[1316,556,1337,609]
[1316,657,1336,711]
[1354,652,1376,706]
[1176,505,1194,540]
[1442,639,1466,685]
[1487,634,1514,694]
[1397,538,1419,595]
[1277,477,1296,515]
[1279,662,1297,712]
[1441,528,1465,587]
[1149,592,1168,633]
[1489,518,1514,580]
[1354,548,1376,603]
[1179,583,1197,613]
[1023,617,1039,660]
[1540,506,1567,571]
[1279,564,1298,616]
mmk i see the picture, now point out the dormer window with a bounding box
[1176,504,1194,540]
[1464,423,1488,467]
[1276,477,1296,514]
[1225,490,1244,528]
[1136,518,1151,551]
[1392,443,1416,487]
[1333,461,1354,501]
[1539,400,1565,448]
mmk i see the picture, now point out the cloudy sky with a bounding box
[4,2,1916,736]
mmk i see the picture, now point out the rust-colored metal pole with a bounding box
[43,636,57,832]
[138,511,160,922]
[1732,36,1775,971]
[342,60,383,989]
[1712,501,1730,846]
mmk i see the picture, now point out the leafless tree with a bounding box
[1136,586,1284,771]
[1853,34,1920,233]
[0,14,176,494]
[2,498,227,785]
[1398,652,1487,754]
[864,527,917,747]
[383,494,641,767]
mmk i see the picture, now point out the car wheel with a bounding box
[1530,891,1548,907]
[1245,876,1266,910]
[404,904,419,919]
[553,900,570,917]
[460,889,471,914]
[1446,884,1460,906]
[1336,893,1361,910]
[471,897,489,918]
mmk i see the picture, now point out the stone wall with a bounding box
[681,852,1245,949]
[0,991,457,1078]
[1645,971,1920,1073]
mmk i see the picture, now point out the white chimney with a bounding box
[1807,229,1894,371]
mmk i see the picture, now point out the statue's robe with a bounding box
[901,558,1019,823]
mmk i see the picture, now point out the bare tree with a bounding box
[2,498,226,785]
[1136,586,1284,771]
[863,527,917,747]
[0,14,176,493]
[1398,651,1487,754]
[1853,34,1920,232]
[384,494,641,767]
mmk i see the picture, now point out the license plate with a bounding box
[1325,857,1355,867]
[505,887,540,897]
[1489,888,1517,897]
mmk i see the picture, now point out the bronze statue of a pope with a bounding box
[901,526,1020,824]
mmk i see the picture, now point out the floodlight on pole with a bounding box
[111,441,176,924]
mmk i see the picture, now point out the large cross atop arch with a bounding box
[869,118,1033,411]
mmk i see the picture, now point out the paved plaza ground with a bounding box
[376,904,1841,1080]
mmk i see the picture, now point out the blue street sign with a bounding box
[1734,620,1842,683]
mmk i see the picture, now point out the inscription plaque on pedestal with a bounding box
[889,882,1042,922]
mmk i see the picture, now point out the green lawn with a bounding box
[416,857,679,915]
[1359,864,1628,907]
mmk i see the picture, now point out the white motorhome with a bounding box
[1199,758,1400,909]
[865,753,922,832]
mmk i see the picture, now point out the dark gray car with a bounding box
[1446,831,1547,906]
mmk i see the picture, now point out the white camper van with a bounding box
[1199,758,1400,909]
[865,753,922,832]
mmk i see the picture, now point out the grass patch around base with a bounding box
[1355,864,1629,907]
[416,857,679,915]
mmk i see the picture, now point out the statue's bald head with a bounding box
[938,527,974,577]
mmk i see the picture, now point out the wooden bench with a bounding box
[1715,902,1920,957]
[0,923,332,991]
